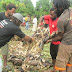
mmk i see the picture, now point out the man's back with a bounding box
[0,19,25,48]
[57,8,72,45]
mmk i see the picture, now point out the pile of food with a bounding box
[7,27,53,72]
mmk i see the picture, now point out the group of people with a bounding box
[0,0,72,72]
[38,0,72,72]
[22,15,37,31]
[21,15,30,30]
[0,3,34,70]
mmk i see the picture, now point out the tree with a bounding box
[0,0,30,16]
[35,0,52,20]
[70,0,72,7]
[23,0,35,20]
[0,0,53,21]
[0,0,34,15]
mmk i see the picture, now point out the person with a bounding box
[0,13,33,60]
[0,3,17,67]
[21,16,25,27]
[39,8,61,71]
[46,0,71,72]
[0,3,16,21]
[39,17,48,29]
[32,15,37,32]
[25,15,29,30]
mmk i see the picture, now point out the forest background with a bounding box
[0,0,72,21]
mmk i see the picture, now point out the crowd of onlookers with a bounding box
[21,15,37,32]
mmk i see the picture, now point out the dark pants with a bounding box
[50,43,59,59]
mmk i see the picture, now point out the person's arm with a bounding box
[38,16,44,27]
[39,16,44,23]
[32,18,34,24]
[21,35,34,42]
[38,15,50,27]
[46,18,65,43]
[11,26,34,42]
[46,32,63,43]
[16,30,34,42]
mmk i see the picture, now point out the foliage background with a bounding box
[0,0,53,20]
[0,0,72,20]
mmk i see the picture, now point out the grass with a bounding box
[20,25,34,35]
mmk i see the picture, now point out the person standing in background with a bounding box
[22,16,25,26]
[25,15,29,30]
[39,8,61,71]
[32,15,37,32]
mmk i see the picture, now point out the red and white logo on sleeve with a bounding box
[52,25,55,28]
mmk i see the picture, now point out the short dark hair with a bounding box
[50,8,54,11]
[6,3,17,10]
[53,0,70,11]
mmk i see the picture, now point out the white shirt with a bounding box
[33,17,37,26]
[23,17,25,23]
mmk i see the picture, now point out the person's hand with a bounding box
[32,37,34,41]
[30,37,34,41]
[46,39,52,43]
[38,23,41,27]
[29,37,34,43]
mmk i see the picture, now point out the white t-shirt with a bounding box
[33,17,37,26]
[23,17,25,23]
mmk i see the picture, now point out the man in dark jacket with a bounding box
[0,13,33,55]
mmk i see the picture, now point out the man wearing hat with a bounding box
[0,3,17,67]
[0,13,33,68]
